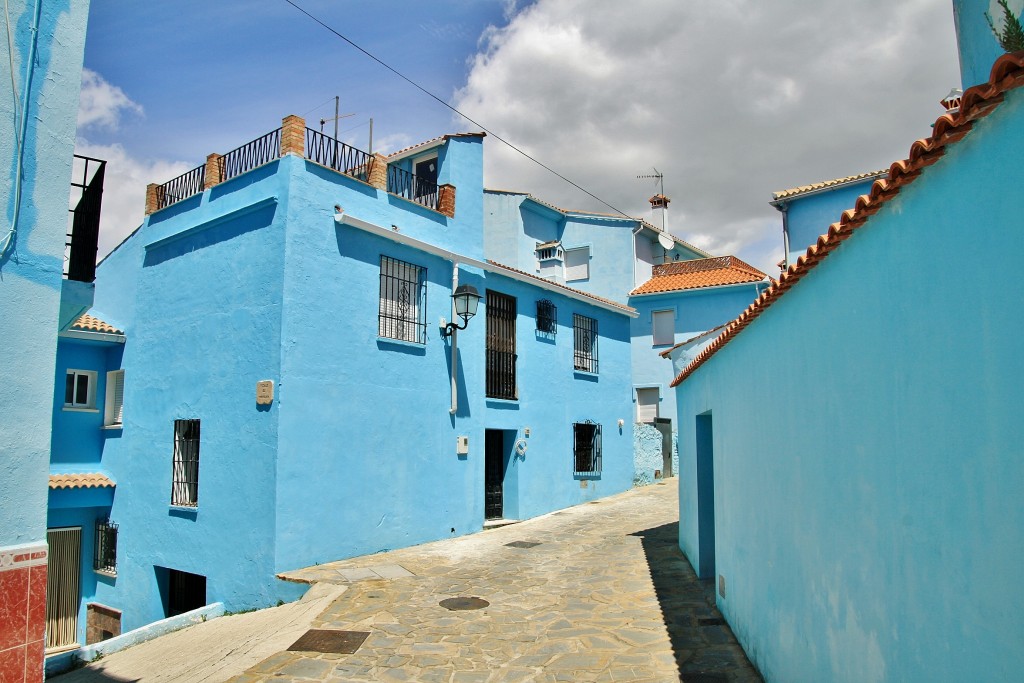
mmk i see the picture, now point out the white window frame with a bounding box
[564,246,590,282]
[652,309,675,346]
[378,255,427,344]
[64,369,97,411]
[104,370,125,428]
[636,387,660,423]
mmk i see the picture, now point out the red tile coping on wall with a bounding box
[48,473,116,490]
[671,51,1024,389]
[630,256,767,295]
[69,314,123,335]
[771,169,888,201]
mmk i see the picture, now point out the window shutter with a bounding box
[105,370,125,426]
[652,310,674,346]
[564,247,590,281]
[636,387,659,423]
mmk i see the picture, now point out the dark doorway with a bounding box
[695,412,716,580]
[654,417,673,478]
[167,568,207,617]
[485,429,505,520]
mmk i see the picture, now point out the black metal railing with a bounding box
[94,518,118,573]
[65,154,105,282]
[171,419,200,507]
[305,128,373,181]
[219,128,281,182]
[157,165,205,210]
[378,255,427,344]
[573,313,599,373]
[387,164,439,211]
[573,421,602,475]
[536,299,557,335]
[486,290,517,399]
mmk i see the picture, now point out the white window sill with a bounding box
[102,424,123,431]
[94,568,117,578]
[573,369,599,377]
[170,504,198,512]
[63,406,99,413]
[377,336,426,349]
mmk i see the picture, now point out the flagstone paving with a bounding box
[232,481,762,682]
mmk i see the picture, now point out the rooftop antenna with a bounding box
[637,168,668,232]
[319,96,356,166]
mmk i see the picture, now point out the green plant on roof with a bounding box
[987,0,1024,52]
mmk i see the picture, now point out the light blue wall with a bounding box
[675,87,1024,682]
[629,283,764,429]
[953,0,1019,88]
[50,338,123,469]
[1,0,91,549]
[777,179,876,268]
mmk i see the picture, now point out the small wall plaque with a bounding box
[256,380,274,405]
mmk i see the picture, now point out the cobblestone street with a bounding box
[235,481,761,682]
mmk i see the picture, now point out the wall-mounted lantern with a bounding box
[441,284,482,337]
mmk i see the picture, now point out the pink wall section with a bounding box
[0,546,47,683]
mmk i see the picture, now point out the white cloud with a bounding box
[77,68,143,131]
[454,0,961,274]
[74,139,191,259]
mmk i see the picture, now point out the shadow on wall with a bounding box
[630,520,763,682]
[633,423,678,486]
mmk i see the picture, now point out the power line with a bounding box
[281,0,634,220]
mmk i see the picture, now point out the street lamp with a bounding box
[442,284,482,337]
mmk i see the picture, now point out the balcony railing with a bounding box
[305,128,373,182]
[386,164,439,211]
[65,155,106,282]
[156,165,205,210]
[219,128,282,182]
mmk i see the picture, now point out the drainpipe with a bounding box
[449,262,459,415]
[773,200,790,271]
[631,223,643,290]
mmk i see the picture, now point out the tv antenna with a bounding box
[637,168,665,198]
[637,168,669,233]
[319,96,358,163]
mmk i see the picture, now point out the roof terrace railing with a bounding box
[219,128,282,182]
[305,128,373,182]
[156,165,205,210]
[65,154,106,282]
[386,164,439,212]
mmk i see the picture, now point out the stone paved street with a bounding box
[233,481,761,682]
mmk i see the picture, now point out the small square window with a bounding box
[636,387,659,423]
[652,310,675,346]
[64,369,97,409]
[564,247,590,281]
[573,421,602,475]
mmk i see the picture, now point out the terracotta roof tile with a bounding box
[771,170,888,201]
[671,52,1024,388]
[630,256,767,295]
[386,132,486,160]
[485,260,636,314]
[69,314,123,335]
[49,473,116,489]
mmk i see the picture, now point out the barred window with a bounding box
[94,519,118,574]
[573,314,599,373]
[536,299,557,335]
[573,421,602,475]
[172,419,200,507]
[379,255,427,343]
[486,290,517,400]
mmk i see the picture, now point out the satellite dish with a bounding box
[658,233,674,250]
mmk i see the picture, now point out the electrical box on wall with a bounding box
[456,435,469,455]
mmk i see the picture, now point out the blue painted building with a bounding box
[0,1,94,679]
[672,53,1024,682]
[64,116,635,637]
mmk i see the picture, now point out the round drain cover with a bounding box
[439,596,489,611]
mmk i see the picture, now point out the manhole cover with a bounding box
[505,541,541,549]
[439,596,489,611]
[288,629,370,654]
[698,617,726,626]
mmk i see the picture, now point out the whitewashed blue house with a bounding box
[58,116,636,640]
[672,48,1024,683]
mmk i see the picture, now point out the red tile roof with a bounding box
[69,314,123,335]
[630,256,766,295]
[672,51,1024,388]
[485,260,636,314]
[49,473,116,489]
[771,170,888,202]
[386,132,486,160]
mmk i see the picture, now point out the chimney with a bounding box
[940,87,963,115]
[649,194,670,233]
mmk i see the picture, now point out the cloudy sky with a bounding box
[79,0,966,272]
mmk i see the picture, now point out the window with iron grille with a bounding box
[379,255,427,343]
[573,314,599,373]
[536,299,557,335]
[486,290,517,399]
[94,518,118,574]
[573,421,602,475]
[172,419,200,507]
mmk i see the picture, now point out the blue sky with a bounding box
[79,1,965,272]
